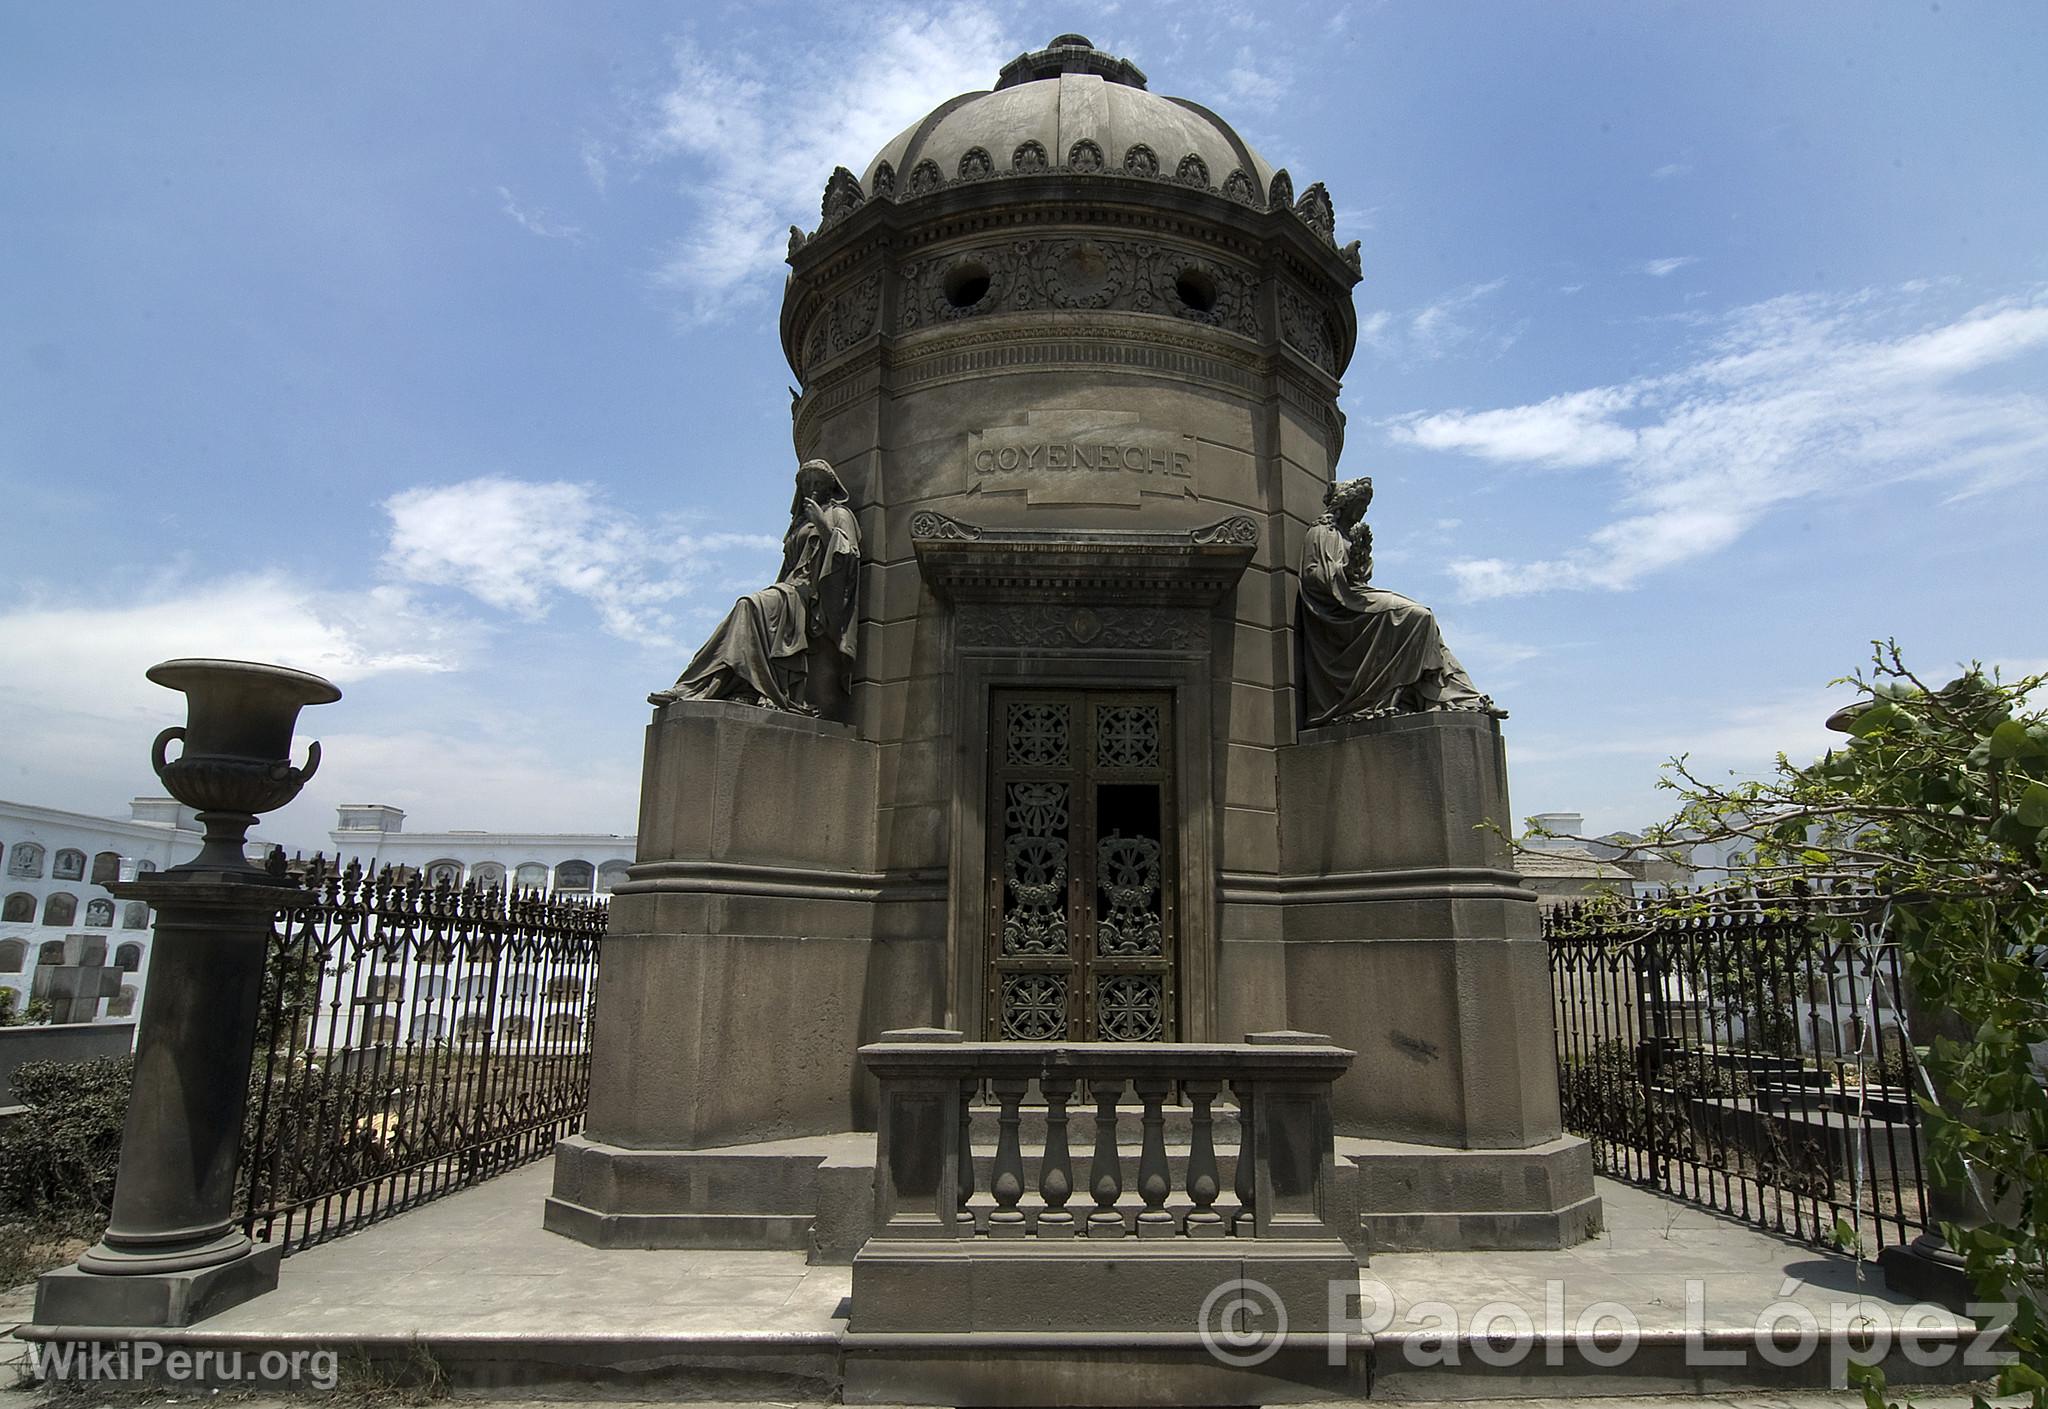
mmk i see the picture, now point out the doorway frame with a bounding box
[945,643,1218,1044]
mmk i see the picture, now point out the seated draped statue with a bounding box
[653,459,860,716]
[1298,477,1502,725]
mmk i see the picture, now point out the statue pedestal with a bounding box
[547,700,921,1246]
[1264,712,1600,1246]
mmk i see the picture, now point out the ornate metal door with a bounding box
[987,689,1177,1041]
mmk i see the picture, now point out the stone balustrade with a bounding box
[860,1028,1355,1243]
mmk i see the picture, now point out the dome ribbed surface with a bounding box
[861,39,1274,198]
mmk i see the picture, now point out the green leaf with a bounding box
[1989,719,2032,758]
[2017,782,2048,830]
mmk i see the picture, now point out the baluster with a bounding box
[1087,1077,1126,1238]
[1184,1078,1224,1237]
[957,1077,978,1236]
[988,1075,1029,1237]
[1134,1075,1175,1237]
[1232,1079,1256,1236]
[1037,1075,1076,1237]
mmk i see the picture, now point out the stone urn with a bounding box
[146,657,342,871]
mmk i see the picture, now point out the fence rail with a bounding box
[239,856,605,1255]
[1545,889,1928,1257]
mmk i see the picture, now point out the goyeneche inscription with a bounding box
[965,411,1198,505]
[972,440,1193,479]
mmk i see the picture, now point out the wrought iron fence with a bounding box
[239,856,606,1255]
[1545,889,1929,1257]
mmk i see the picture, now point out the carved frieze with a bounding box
[828,274,881,351]
[898,235,1261,339]
[957,604,1203,652]
[1278,283,1339,374]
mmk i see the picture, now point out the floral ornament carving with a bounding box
[958,146,994,180]
[909,510,982,541]
[870,161,896,199]
[1175,153,1210,188]
[1012,140,1049,173]
[1097,704,1162,769]
[1190,516,1260,547]
[1222,168,1258,205]
[1067,138,1105,173]
[1278,283,1339,373]
[1294,181,1336,240]
[1094,830,1163,957]
[820,166,866,225]
[1096,974,1163,1041]
[1268,168,1294,209]
[1001,973,1066,1040]
[1001,782,1070,956]
[906,158,944,197]
[1123,143,1159,177]
[1006,702,1070,767]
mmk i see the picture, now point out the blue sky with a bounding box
[3,2,2044,851]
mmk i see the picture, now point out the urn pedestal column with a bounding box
[33,658,337,1330]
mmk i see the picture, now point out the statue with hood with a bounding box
[655,459,860,716]
[1298,476,1501,725]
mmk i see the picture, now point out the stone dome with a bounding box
[860,34,1277,201]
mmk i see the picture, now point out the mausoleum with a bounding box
[547,31,1597,1271]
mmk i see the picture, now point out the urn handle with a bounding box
[270,739,323,787]
[151,726,186,781]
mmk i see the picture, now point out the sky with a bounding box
[2,1,2045,852]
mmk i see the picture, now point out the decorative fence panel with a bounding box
[239,857,606,1255]
[1545,891,1929,1257]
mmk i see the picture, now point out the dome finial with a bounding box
[994,35,1147,91]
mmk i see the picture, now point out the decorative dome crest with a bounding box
[994,34,1147,91]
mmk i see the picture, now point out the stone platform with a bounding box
[549,1118,1601,1260]
[12,1160,1998,1403]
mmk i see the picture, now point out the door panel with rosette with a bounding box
[986,689,1177,1041]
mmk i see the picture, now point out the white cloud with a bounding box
[1643,256,1700,278]
[1399,386,1640,468]
[1223,47,1283,110]
[1382,284,2048,598]
[382,477,779,646]
[1650,162,1691,180]
[1512,687,1844,766]
[497,186,583,242]
[1360,277,1519,363]
[289,729,641,845]
[0,575,463,823]
[624,5,1016,322]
